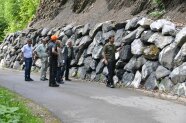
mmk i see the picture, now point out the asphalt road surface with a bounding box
[0,69,186,123]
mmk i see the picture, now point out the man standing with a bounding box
[34,37,49,81]
[48,35,59,87]
[63,40,74,81]
[103,35,116,88]
[21,38,34,81]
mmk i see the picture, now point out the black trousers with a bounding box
[56,67,62,82]
[63,58,71,79]
[107,60,115,86]
[49,57,57,86]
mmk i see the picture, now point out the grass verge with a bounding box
[0,86,60,123]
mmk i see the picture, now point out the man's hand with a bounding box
[103,59,108,65]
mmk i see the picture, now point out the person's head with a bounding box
[42,37,49,45]
[51,35,58,42]
[27,38,32,47]
[108,35,115,44]
[56,40,62,48]
[66,40,72,47]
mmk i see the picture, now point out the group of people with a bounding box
[21,34,119,88]
[21,35,74,87]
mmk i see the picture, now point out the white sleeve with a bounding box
[21,45,25,53]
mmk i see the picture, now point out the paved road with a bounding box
[0,69,186,123]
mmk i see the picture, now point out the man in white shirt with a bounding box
[21,38,34,81]
[34,37,49,81]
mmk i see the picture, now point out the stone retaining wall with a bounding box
[0,17,186,97]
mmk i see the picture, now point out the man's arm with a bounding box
[103,45,108,65]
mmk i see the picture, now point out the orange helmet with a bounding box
[51,35,58,41]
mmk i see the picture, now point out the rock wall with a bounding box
[0,17,186,97]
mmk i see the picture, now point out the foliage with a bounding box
[0,0,39,43]
[149,0,165,18]
[0,87,43,123]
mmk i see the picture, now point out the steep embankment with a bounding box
[30,0,186,28]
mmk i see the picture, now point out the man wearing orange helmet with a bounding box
[48,35,59,87]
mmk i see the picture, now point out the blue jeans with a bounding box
[24,58,32,79]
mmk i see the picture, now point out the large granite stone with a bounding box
[148,33,174,49]
[159,77,173,92]
[155,66,171,80]
[159,43,178,69]
[142,61,159,80]
[122,72,135,87]
[169,62,186,84]
[119,45,132,62]
[131,39,144,55]
[130,71,142,88]
[144,72,158,90]
[174,42,186,66]
[174,27,186,46]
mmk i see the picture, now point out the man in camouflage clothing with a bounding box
[103,35,116,88]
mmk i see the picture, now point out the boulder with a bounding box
[96,60,105,74]
[41,28,50,36]
[122,72,135,86]
[114,29,125,47]
[115,60,126,69]
[115,69,125,80]
[144,72,158,90]
[150,19,174,32]
[148,33,174,49]
[143,45,160,60]
[78,67,87,79]
[174,42,186,66]
[78,36,92,47]
[13,61,20,69]
[124,57,136,72]
[155,66,171,80]
[69,67,78,77]
[113,75,119,85]
[92,45,103,59]
[102,21,114,33]
[174,27,186,46]
[93,31,104,44]
[89,23,103,38]
[172,82,186,96]
[142,61,159,80]
[131,39,144,55]
[130,71,142,88]
[135,56,146,70]
[90,59,97,70]
[122,30,137,44]
[169,62,186,84]
[159,77,174,92]
[162,24,176,36]
[137,18,153,29]
[125,17,142,30]
[102,67,108,76]
[159,43,178,69]
[82,23,90,35]
[140,30,154,44]
[136,27,145,39]
[119,45,132,62]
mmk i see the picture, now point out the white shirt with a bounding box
[21,44,33,58]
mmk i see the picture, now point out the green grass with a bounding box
[0,87,44,123]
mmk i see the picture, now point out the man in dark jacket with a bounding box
[62,40,75,81]
[48,35,59,87]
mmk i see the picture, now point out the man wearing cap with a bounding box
[48,35,59,87]
[34,37,49,81]
[21,38,34,81]
[103,35,116,88]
